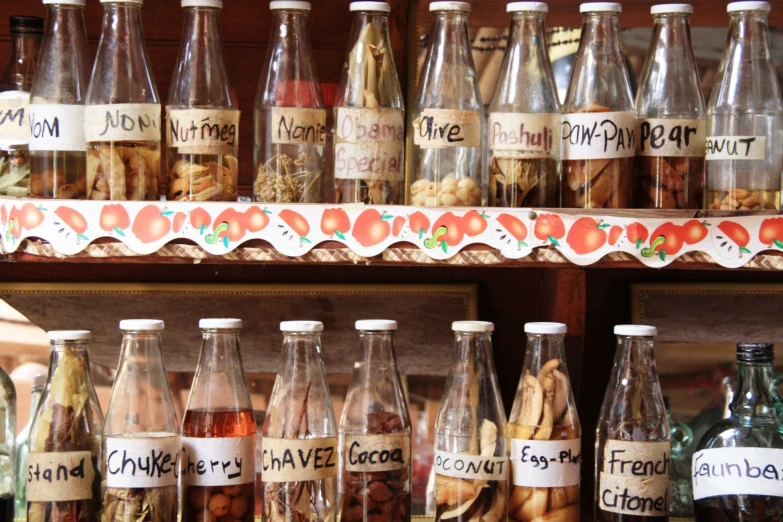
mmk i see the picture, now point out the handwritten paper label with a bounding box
[334,108,404,180]
[692,448,783,500]
[434,450,508,481]
[27,451,96,502]
[413,109,481,149]
[706,136,766,161]
[28,104,86,152]
[167,108,240,155]
[598,440,670,516]
[637,118,705,157]
[85,103,161,143]
[511,438,581,487]
[489,112,560,154]
[261,436,338,482]
[271,107,326,146]
[181,435,256,486]
[106,435,180,488]
[562,111,636,160]
[0,92,30,146]
[344,432,410,472]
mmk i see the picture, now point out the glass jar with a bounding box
[635,4,706,209]
[488,2,561,208]
[706,1,782,210]
[508,323,581,522]
[0,363,16,521]
[262,321,338,522]
[15,373,45,520]
[27,330,103,522]
[182,319,255,522]
[434,322,508,522]
[85,0,161,201]
[102,320,179,522]
[562,3,635,209]
[254,1,325,203]
[693,343,783,521]
[167,0,239,202]
[665,398,694,519]
[339,320,411,522]
[28,0,91,199]
[595,325,670,522]
[410,1,484,207]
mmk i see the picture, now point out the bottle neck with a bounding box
[728,10,772,51]
[28,385,43,419]
[509,12,547,47]
[349,11,392,42]
[613,335,662,420]
[47,342,95,389]
[580,12,624,63]
[189,329,253,412]
[271,9,310,46]
[431,11,472,65]
[3,30,41,91]
[357,330,398,368]
[182,6,224,52]
[280,332,325,376]
[651,13,692,53]
[730,361,779,419]
[525,333,567,363]
[453,331,495,372]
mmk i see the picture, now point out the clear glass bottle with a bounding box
[182,319,255,522]
[333,2,405,205]
[15,373,46,520]
[434,322,508,522]
[167,0,239,202]
[562,3,635,209]
[595,325,670,522]
[0,16,43,198]
[0,363,16,521]
[635,4,706,209]
[488,3,561,208]
[665,398,694,519]
[254,1,325,203]
[508,323,581,522]
[102,320,179,522]
[339,320,411,522]
[411,1,484,207]
[29,0,91,199]
[706,1,782,210]
[262,321,338,522]
[693,343,783,522]
[85,0,161,201]
[27,330,103,522]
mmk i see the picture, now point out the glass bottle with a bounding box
[253,1,325,203]
[411,2,484,207]
[29,0,91,199]
[167,0,239,202]
[262,321,338,522]
[102,320,179,522]
[508,323,581,522]
[665,398,694,519]
[692,343,783,522]
[182,319,255,522]
[27,330,103,522]
[339,320,411,522]
[0,16,43,198]
[85,0,161,201]
[595,325,670,522]
[562,3,635,209]
[635,4,706,209]
[434,322,508,522]
[333,1,405,205]
[15,373,46,520]
[706,1,782,210]
[0,363,16,521]
[488,3,561,208]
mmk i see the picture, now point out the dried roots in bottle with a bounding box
[254,153,321,203]
[635,156,704,209]
[101,486,177,522]
[167,156,238,201]
[490,155,559,207]
[86,143,160,201]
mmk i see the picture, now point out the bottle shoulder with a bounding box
[697,417,783,451]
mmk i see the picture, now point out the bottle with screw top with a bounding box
[15,373,46,519]
[0,363,15,521]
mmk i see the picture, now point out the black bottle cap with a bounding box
[736,343,774,363]
[10,16,44,34]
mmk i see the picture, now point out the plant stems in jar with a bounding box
[0,148,31,197]
[254,149,322,203]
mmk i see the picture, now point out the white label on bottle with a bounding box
[412,109,482,149]
[692,448,783,500]
[510,438,581,487]
[434,449,508,481]
[489,112,560,154]
[261,436,338,482]
[705,136,766,160]
[0,91,30,147]
[334,107,404,180]
[344,432,411,472]
[180,435,256,486]
[105,435,180,488]
[27,451,96,502]
[85,103,161,143]
[561,111,636,160]
[598,440,670,516]
[167,108,240,154]
[637,118,706,157]
[270,107,326,146]
[28,104,86,152]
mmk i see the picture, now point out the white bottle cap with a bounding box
[614,325,658,337]
[119,319,164,331]
[525,322,567,335]
[651,4,693,14]
[507,2,548,13]
[43,0,86,5]
[280,321,324,333]
[580,2,622,13]
[430,1,471,12]
[270,1,311,10]
[355,319,398,331]
[452,321,494,333]
[100,0,144,4]
[182,0,223,7]
[199,318,243,329]
[351,1,391,12]
[48,330,91,341]
[727,1,771,12]
[33,373,47,388]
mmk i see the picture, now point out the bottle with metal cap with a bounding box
[101,320,179,522]
[508,322,581,522]
[339,320,411,522]
[27,330,103,522]
[14,372,45,519]
[0,362,15,521]
[706,1,783,211]
[262,321,338,522]
[595,325,670,522]
[28,0,91,199]
[182,319,256,522]
[692,343,783,521]
[434,321,508,522]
